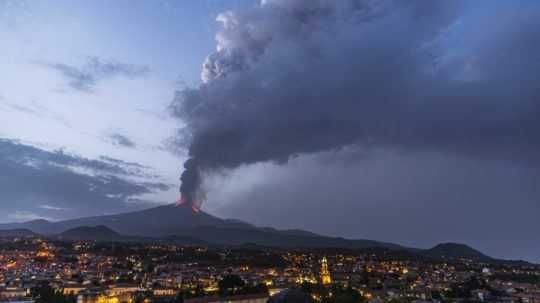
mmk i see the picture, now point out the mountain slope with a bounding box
[58,204,255,236]
[0,205,521,263]
[177,226,403,249]
[59,225,121,240]
[424,243,492,261]
[0,228,36,237]
[0,219,55,234]
[0,204,253,236]
[0,204,402,250]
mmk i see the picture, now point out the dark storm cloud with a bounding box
[209,150,540,262]
[0,139,170,222]
[169,0,540,261]
[109,133,137,148]
[44,57,149,92]
[2,139,134,176]
[170,0,540,170]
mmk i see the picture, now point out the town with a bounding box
[0,236,538,303]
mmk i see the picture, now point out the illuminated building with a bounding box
[77,291,133,303]
[320,256,332,285]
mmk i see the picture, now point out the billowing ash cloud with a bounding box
[177,158,204,211]
[170,0,540,208]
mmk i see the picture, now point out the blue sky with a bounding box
[0,0,256,222]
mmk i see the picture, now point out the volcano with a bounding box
[0,205,526,264]
[59,225,121,241]
[0,204,403,249]
[0,204,252,237]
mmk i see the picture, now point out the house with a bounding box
[0,287,29,301]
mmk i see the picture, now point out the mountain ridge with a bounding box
[59,225,121,240]
[0,204,253,236]
[0,204,404,250]
[0,228,36,237]
[0,204,526,264]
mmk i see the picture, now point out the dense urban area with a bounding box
[0,236,538,303]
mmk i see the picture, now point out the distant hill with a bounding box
[59,225,121,240]
[57,226,209,245]
[424,243,492,261]
[176,226,403,249]
[0,228,36,237]
[2,219,55,233]
[163,235,210,246]
[259,227,321,238]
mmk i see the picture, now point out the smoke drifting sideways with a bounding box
[172,0,540,210]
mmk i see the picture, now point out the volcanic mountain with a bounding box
[0,204,402,249]
[0,204,251,236]
[59,225,121,241]
[5,204,529,265]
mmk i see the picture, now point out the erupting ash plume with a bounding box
[177,158,203,212]
[172,0,540,208]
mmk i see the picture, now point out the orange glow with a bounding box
[6,261,17,269]
[176,195,186,206]
[176,194,201,212]
[36,250,54,259]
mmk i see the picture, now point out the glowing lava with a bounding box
[176,195,201,213]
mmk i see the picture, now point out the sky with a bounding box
[1,0,539,263]
[0,0,247,216]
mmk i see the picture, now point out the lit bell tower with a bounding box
[320,256,332,285]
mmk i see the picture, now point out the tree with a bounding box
[174,291,186,303]
[445,276,488,299]
[218,274,245,296]
[133,290,154,303]
[31,282,75,303]
[328,286,365,303]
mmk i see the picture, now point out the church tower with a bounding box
[320,256,332,285]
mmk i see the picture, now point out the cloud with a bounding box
[170,0,540,169]
[44,56,150,92]
[108,133,137,148]
[2,139,145,176]
[4,104,38,115]
[97,156,147,169]
[167,0,540,262]
[38,204,69,211]
[207,149,540,262]
[8,211,52,222]
[0,138,170,222]
[0,101,71,128]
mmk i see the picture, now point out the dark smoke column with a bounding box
[177,158,203,212]
[171,1,471,211]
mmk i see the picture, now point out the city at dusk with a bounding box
[1,1,539,302]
